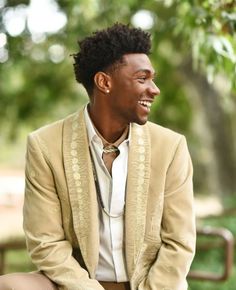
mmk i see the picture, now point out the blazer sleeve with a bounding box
[23,133,104,290]
[145,136,196,290]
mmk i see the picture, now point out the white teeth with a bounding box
[138,100,152,108]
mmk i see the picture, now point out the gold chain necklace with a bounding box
[89,147,124,218]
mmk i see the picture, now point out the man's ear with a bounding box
[94,72,112,94]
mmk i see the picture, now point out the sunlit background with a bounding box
[0,0,235,288]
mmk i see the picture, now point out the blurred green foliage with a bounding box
[0,0,236,194]
[1,2,235,289]
[175,0,236,84]
[1,0,235,133]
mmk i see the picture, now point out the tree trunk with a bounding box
[181,60,236,195]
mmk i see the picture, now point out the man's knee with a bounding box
[0,272,57,290]
[0,274,15,290]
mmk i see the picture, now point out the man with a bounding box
[0,23,196,290]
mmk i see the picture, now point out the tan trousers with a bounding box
[100,281,131,290]
[0,272,58,290]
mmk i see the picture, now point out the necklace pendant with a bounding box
[103,145,119,154]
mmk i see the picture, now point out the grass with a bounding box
[188,235,236,290]
[3,249,35,273]
[188,258,236,290]
[188,196,236,290]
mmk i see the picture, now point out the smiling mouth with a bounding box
[138,100,152,109]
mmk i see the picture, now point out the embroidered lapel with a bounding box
[63,108,99,277]
[125,123,151,278]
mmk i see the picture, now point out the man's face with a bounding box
[108,53,160,126]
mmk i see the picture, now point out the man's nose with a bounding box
[148,81,160,97]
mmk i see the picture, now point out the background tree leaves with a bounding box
[0,0,235,195]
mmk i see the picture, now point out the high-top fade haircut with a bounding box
[73,23,151,96]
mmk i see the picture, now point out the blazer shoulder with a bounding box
[146,121,183,143]
[146,122,190,168]
[28,111,78,141]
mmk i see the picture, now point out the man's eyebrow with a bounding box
[134,69,156,76]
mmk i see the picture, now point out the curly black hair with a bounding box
[73,23,151,95]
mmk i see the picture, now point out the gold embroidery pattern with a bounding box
[72,112,91,259]
[64,110,92,265]
[126,123,151,276]
[64,109,100,276]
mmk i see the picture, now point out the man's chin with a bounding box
[135,118,148,126]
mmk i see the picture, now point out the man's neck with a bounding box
[88,103,129,144]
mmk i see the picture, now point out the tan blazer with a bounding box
[23,108,196,290]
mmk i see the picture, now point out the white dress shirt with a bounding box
[84,106,129,282]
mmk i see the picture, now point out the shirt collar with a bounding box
[84,104,101,146]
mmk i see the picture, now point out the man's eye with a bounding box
[138,77,146,83]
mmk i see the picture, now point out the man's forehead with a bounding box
[121,53,155,74]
